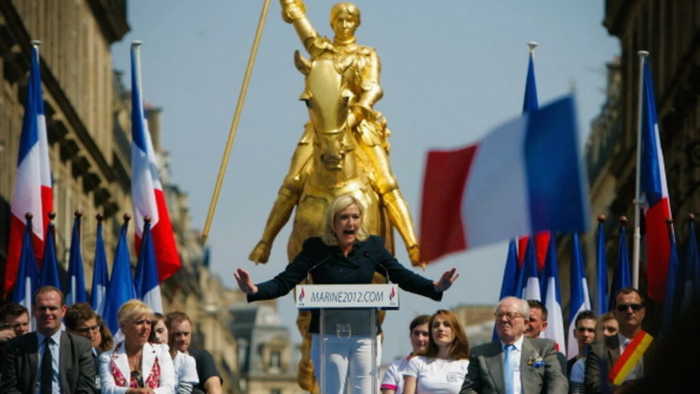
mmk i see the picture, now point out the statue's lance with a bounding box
[202,0,273,243]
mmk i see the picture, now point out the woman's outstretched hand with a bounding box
[234,268,259,295]
[433,267,459,292]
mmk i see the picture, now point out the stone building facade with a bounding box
[230,303,304,394]
[0,2,259,392]
[583,0,700,320]
[0,0,131,279]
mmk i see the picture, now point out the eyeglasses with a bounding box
[76,324,100,334]
[495,312,524,321]
[616,303,643,312]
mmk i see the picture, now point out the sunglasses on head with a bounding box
[616,303,643,312]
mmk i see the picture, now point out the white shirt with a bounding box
[501,335,524,394]
[35,330,62,394]
[173,351,199,387]
[617,333,643,380]
[381,356,411,393]
[404,356,470,394]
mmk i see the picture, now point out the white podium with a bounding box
[296,284,400,394]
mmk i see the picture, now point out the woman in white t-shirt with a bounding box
[403,309,470,394]
[381,315,431,394]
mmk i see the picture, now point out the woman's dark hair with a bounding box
[409,315,431,332]
[422,309,469,360]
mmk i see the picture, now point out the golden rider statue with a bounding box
[249,0,421,266]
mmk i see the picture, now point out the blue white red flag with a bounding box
[498,240,520,300]
[135,221,163,313]
[130,43,181,281]
[567,233,592,359]
[522,51,539,113]
[519,238,541,301]
[66,214,88,305]
[419,96,590,261]
[39,221,61,290]
[4,43,52,294]
[594,219,608,315]
[610,223,632,310]
[542,236,565,352]
[639,57,673,302]
[517,51,551,272]
[90,217,109,316]
[494,239,520,341]
[11,216,40,321]
[103,219,137,334]
[662,223,680,334]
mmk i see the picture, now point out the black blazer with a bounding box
[248,235,443,333]
[1,331,97,394]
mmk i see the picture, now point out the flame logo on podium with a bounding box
[298,287,306,303]
[389,287,396,301]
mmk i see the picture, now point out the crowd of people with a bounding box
[377,288,656,394]
[233,194,665,394]
[0,286,223,393]
[0,285,661,394]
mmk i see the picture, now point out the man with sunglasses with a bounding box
[65,302,116,391]
[585,288,654,393]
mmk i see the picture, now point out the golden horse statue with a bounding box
[249,1,421,390]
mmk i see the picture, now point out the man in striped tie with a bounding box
[460,297,568,394]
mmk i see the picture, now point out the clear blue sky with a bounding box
[112,0,618,362]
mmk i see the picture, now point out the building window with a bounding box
[269,350,282,369]
[268,350,282,373]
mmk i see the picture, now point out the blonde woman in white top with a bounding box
[99,300,176,394]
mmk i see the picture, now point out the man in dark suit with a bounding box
[460,296,568,394]
[585,288,653,394]
[1,286,96,393]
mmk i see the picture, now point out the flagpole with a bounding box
[202,0,273,243]
[632,50,649,289]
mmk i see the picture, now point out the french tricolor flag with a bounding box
[542,236,566,353]
[639,57,673,302]
[567,232,592,359]
[130,42,181,282]
[135,220,163,313]
[520,238,542,301]
[518,47,551,273]
[420,96,589,262]
[4,42,53,294]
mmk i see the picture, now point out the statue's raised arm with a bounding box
[280,0,318,50]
